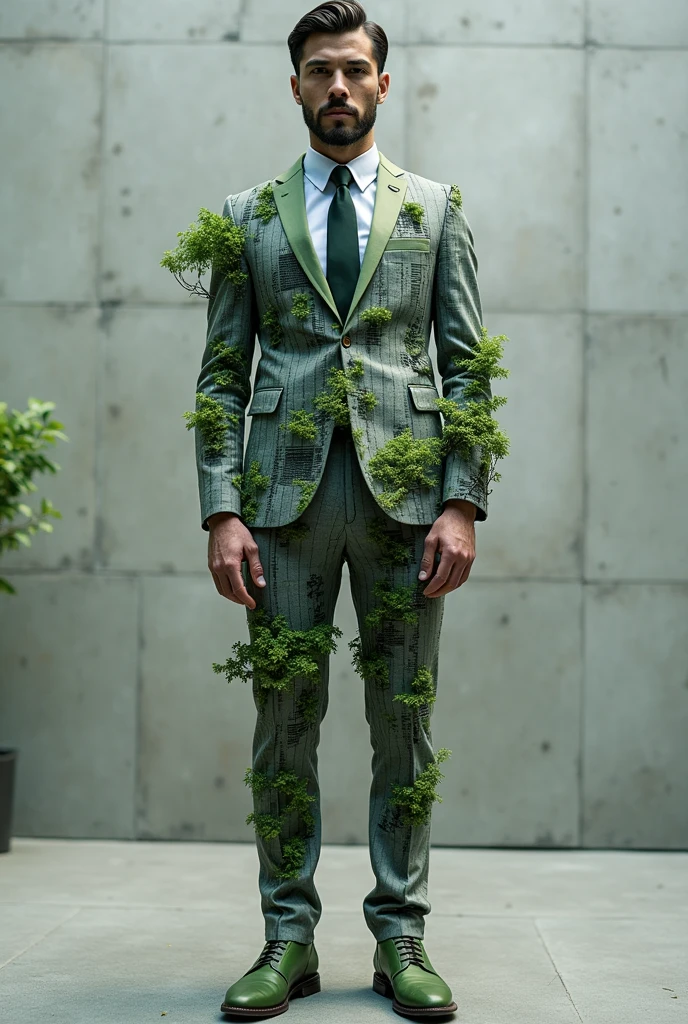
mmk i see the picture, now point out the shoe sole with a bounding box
[220,972,321,1018]
[373,971,458,1019]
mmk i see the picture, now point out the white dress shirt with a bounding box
[302,142,379,278]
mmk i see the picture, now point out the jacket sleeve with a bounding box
[431,189,490,522]
[195,195,258,531]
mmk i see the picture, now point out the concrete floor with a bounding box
[0,840,686,1023]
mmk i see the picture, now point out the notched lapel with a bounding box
[272,155,341,323]
[342,152,408,331]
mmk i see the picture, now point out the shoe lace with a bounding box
[253,939,289,970]
[392,936,425,969]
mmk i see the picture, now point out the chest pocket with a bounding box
[384,238,430,252]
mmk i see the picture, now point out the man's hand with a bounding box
[207,512,266,608]
[419,499,476,598]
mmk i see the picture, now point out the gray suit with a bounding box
[195,152,488,944]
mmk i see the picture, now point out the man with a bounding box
[196,2,490,1017]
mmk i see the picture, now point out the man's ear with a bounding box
[290,73,302,105]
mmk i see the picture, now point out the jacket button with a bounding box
[341,335,352,348]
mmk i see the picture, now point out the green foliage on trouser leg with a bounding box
[183,393,238,457]
[292,478,318,514]
[368,430,443,511]
[290,292,313,321]
[367,519,413,567]
[313,358,364,427]
[389,748,452,827]
[244,767,316,880]
[231,460,270,523]
[360,306,393,327]
[160,206,248,296]
[276,522,311,544]
[296,688,320,724]
[348,636,390,690]
[393,666,436,717]
[255,182,278,224]
[261,305,283,346]
[280,409,318,441]
[365,581,418,629]
[213,609,342,702]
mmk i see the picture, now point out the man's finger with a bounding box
[212,570,241,604]
[423,547,456,596]
[246,543,267,589]
[227,562,257,609]
[428,560,465,597]
[418,532,439,582]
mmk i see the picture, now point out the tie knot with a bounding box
[330,164,353,189]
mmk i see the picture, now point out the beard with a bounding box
[301,94,378,147]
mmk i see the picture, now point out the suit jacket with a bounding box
[196,151,490,531]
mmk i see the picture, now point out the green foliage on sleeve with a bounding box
[183,393,238,457]
[389,747,452,827]
[255,182,278,224]
[365,581,418,629]
[292,478,318,514]
[290,292,313,321]
[207,336,250,395]
[280,409,318,442]
[231,460,270,523]
[360,306,393,327]
[160,206,248,297]
[261,305,283,347]
[393,666,436,715]
[403,201,425,225]
[313,358,365,427]
[213,609,342,698]
[0,399,67,595]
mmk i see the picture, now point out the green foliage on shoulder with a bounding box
[368,429,443,510]
[403,201,425,226]
[394,666,436,715]
[255,183,278,224]
[244,766,316,879]
[280,409,318,442]
[365,581,418,629]
[390,747,452,827]
[231,460,270,523]
[184,393,238,457]
[360,306,393,327]
[0,398,67,595]
[214,609,342,698]
[292,478,318,514]
[276,521,310,544]
[349,635,390,690]
[449,184,463,209]
[262,305,283,347]
[313,358,365,427]
[367,519,413,567]
[290,292,313,321]
[160,206,248,297]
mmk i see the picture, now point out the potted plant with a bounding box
[0,398,67,853]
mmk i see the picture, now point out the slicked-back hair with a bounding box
[288,1,388,76]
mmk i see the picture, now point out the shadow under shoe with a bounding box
[221,939,320,1018]
[373,936,457,1019]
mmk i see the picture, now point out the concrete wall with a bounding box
[1,1,686,848]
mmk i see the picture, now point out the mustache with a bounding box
[319,101,358,117]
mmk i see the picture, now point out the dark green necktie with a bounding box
[326,164,360,321]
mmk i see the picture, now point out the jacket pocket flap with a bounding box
[408,384,440,412]
[248,387,283,415]
[385,238,430,252]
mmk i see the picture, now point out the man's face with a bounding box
[291,27,389,147]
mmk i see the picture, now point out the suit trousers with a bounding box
[243,425,446,943]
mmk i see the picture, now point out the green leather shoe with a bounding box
[373,937,457,1018]
[220,939,320,1018]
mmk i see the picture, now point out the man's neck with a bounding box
[307,130,376,165]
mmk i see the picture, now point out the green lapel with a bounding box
[271,150,408,331]
[272,154,341,323]
[342,152,407,331]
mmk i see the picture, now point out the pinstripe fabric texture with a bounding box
[243,427,444,944]
[195,151,490,531]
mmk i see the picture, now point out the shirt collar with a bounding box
[303,142,380,194]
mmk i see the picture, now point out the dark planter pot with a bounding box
[0,748,17,854]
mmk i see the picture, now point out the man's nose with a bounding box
[328,72,350,99]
